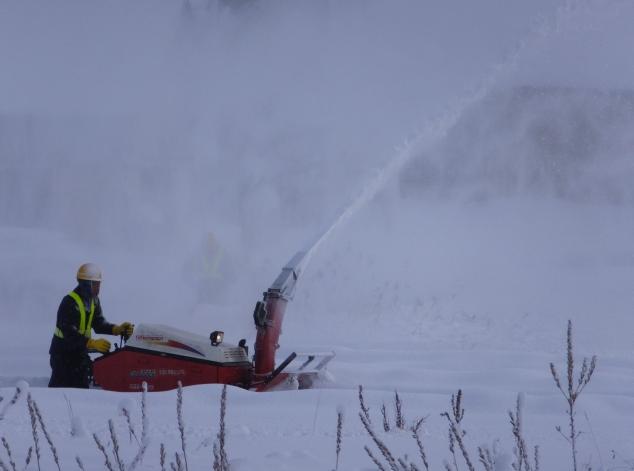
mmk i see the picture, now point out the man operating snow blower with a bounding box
[48,263,134,388]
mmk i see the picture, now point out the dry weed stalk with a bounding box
[441,390,476,471]
[0,438,16,471]
[509,394,539,471]
[176,381,189,471]
[478,445,496,471]
[359,385,430,471]
[381,403,391,432]
[212,385,229,471]
[0,383,25,421]
[26,395,41,471]
[75,456,86,471]
[212,442,221,471]
[359,411,400,471]
[359,385,371,425]
[92,432,115,471]
[550,320,597,471]
[160,443,166,471]
[445,429,459,471]
[24,446,33,470]
[108,419,125,471]
[334,407,344,471]
[175,452,184,471]
[411,418,430,471]
[394,391,405,430]
[32,398,61,471]
[121,405,139,445]
[128,381,149,470]
[363,445,388,471]
[533,446,540,471]
[218,385,229,469]
[397,456,421,471]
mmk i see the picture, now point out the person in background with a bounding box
[48,263,134,388]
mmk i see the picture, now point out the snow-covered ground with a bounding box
[2,1,634,470]
[2,341,634,470]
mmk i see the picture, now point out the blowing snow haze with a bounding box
[1,0,633,378]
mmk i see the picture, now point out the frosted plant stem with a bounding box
[212,442,220,471]
[212,385,229,471]
[93,433,115,471]
[32,399,60,471]
[176,382,188,471]
[0,384,25,421]
[121,407,139,445]
[219,385,228,470]
[358,386,371,426]
[411,418,429,471]
[160,443,166,471]
[129,382,149,470]
[23,446,33,470]
[478,446,495,471]
[359,412,399,471]
[363,446,388,471]
[442,391,475,471]
[381,403,390,432]
[394,391,405,430]
[0,438,16,471]
[108,419,125,471]
[550,320,597,471]
[26,395,41,471]
[334,408,344,471]
[509,394,537,471]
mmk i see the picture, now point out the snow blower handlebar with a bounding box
[253,251,307,381]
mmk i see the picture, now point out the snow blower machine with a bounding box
[92,251,334,392]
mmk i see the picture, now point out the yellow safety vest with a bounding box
[54,291,95,339]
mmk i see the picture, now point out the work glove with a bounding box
[112,322,135,337]
[87,338,111,353]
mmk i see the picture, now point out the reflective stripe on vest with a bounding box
[54,291,95,339]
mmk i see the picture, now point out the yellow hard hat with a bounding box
[77,263,102,282]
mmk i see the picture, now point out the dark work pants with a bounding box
[48,353,92,389]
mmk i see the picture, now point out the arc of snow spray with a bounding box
[298,0,594,276]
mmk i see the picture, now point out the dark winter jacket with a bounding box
[49,285,115,356]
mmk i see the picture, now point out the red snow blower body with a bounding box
[92,251,334,392]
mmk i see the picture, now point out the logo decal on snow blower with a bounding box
[139,336,204,356]
[130,369,157,378]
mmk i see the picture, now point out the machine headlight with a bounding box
[210,331,224,346]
